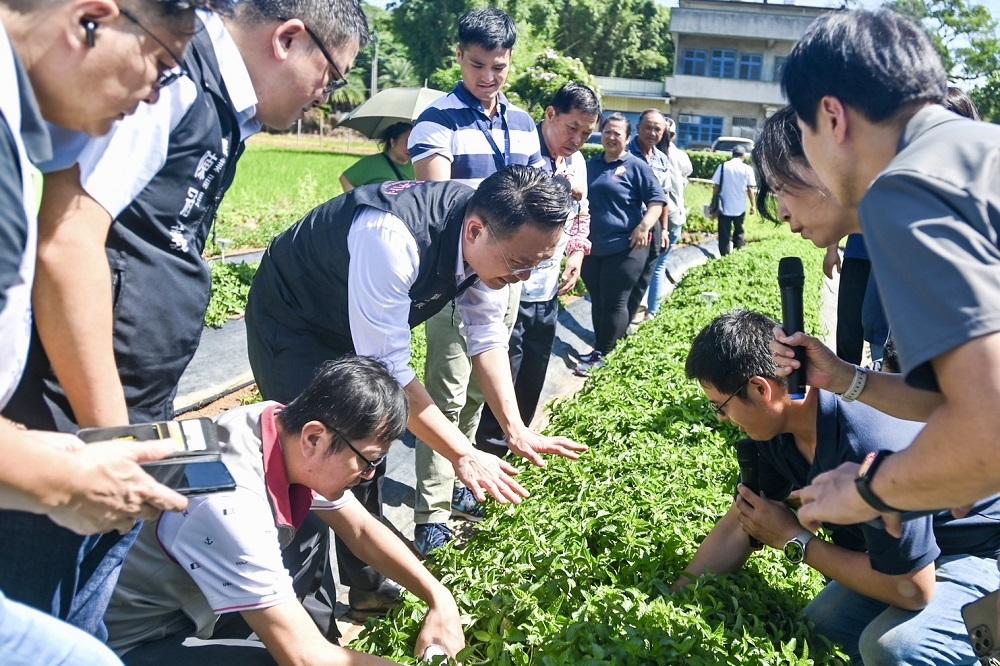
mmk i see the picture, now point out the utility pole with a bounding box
[370,31,380,98]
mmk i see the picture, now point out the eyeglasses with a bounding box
[714,381,748,418]
[282,18,349,95]
[324,422,386,476]
[482,219,556,278]
[118,7,189,89]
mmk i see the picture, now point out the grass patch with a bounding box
[209,144,359,255]
[352,232,844,665]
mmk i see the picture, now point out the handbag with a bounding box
[706,162,725,220]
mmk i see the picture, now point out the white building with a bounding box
[665,0,836,148]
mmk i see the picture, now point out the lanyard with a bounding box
[469,105,511,172]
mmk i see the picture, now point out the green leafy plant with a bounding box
[205,261,258,328]
[352,233,844,664]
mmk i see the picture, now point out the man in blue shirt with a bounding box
[678,309,1000,665]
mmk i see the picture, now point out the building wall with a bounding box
[667,0,835,147]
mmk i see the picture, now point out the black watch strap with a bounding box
[854,450,901,514]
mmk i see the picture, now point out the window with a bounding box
[681,49,707,76]
[732,116,758,132]
[739,54,763,80]
[677,115,724,148]
[710,49,736,78]
[773,56,787,81]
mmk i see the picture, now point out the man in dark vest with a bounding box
[0,0,369,640]
[246,165,588,540]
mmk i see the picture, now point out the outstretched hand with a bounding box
[507,428,588,468]
[453,449,528,505]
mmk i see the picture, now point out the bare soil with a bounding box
[181,385,260,420]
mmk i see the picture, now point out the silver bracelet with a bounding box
[839,365,868,402]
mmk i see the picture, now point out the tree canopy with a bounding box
[389,0,673,84]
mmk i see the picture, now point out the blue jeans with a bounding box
[0,590,122,665]
[646,222,684,316]
[0,510,140,640]
[804,554,998,665]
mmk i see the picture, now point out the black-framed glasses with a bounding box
[118,7,189,89]
[281,17,348,95]
[324,422,386,476]
[482,219,556,278]
[714,381,748,417]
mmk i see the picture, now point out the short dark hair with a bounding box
[549,83,601,119]
[233,0,370,51]
[782,9,946,128]
[638,108,666,126]
[277,356,408,450]
[602,112,631,138]
[468,165,572,241]
[686,309,787,396]
[946,86,980,121]
[457,8,516,52]
[379,122,412,152]
[752,105,814,223]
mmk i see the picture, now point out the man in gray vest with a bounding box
[246,166,588,538]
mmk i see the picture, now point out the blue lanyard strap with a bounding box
[469,106,511,172]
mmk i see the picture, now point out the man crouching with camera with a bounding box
[673,309,1000,665]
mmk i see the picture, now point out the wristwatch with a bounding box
[854,449,902,514]
[783,530,814,565]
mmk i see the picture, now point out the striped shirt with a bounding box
[408,83,543,189]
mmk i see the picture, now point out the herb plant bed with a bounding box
[353,233,844,665]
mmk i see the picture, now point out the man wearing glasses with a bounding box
[245,166,588,541]
[104,356,466,664]
[1,0,368,644]
[676,309,1000,665]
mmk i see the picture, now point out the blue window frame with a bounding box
[710,49,736,78]
[739,53,764,80]
[677,115,724,148]
[681,49,707,76]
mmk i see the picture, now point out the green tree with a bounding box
[389,0,478,83]
[506,48,601,121]
[390,0,674,83]
[970,73,1000,123]
[553,0,673,79]
[888,0,1000,81]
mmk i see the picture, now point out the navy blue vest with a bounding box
[249,180,477,351]
[6,26,243,429]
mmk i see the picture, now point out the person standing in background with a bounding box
[339,121,413,192]
[711,145,756,255]
[475,83,599,456]
[406,8,547,555]
[624,109,672,325]
[575,113,665,376]
[645,116,691,319]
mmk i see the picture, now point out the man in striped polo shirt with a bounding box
[406,8,552,555]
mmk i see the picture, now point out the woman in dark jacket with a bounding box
[575,113,665,376]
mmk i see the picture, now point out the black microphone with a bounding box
[778,256,807,400]
[736,438,763,549]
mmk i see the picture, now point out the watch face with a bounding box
[784,540,805,564]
